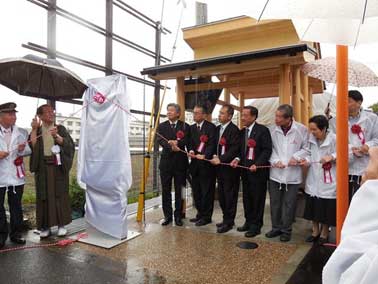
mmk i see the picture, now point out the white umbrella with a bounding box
[256,0,378,20]
[301,57,378,87]
[292,17,378,46]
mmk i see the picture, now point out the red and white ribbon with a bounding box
[351,124,366,145]
[14,157,25,179]
[247,139,256,160]
[51,145,62,166]
[197,135,208,153]
[219,137,226,155]
[322,162,333,184]
[93,92,106,104]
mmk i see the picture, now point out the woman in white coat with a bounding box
[295,115,337,245]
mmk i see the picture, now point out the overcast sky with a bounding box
[1,0,378,128]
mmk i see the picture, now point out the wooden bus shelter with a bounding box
[142,16,324,126]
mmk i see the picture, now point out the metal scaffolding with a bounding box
[23,0,170,196]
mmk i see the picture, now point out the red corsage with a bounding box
[176,130,184,141]
[322,162,333,184]
[351,124,365,144]
[197,135,208,153]
[219,137,226,155]
[14,157,25,178]
[93,92,106,104]
[247,139,256,160]
[200,135,208,143]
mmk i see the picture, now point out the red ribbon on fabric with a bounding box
[197,134,208,153]
[14,157,25,179]
[322,162,333,184]
[93,92,106,104]
[176,130,184,141]
[219,137,226,155]
[351,124,365,144]
[247,138,256,160]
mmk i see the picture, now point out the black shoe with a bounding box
[280,233,291,242]
[161,218,172,226]
[10,236,26,245]
[216,222,224,228]
[265,230,282,238]
[245,230,261,238]
[305,234,320,243]
[175,218,183,227]
[237,223,250,232]
[217,224,233,234]
[0,239,5,249]
[318,237,328,245]
[189,217,200,223]
[195,219,211,226]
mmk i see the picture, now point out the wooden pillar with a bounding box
[301,73,309,125]
[308,87,313,118]
[293,67,302,122]
[224,89,230,104]
[224,75,231,104]
[238,92,245,128]
[279,64,291,105]
[176,77,185,121]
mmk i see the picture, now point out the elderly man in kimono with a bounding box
[30,104,75,238]
[329,90,378,202]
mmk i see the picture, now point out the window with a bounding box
[76,122,81,126]
[75,130,80,135]
[67,121,73,126]
[68,130,73,134]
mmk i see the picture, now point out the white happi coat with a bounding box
[329,110,378,176]
[323,179,378,284]
[269,121,309,185]
[293,132,337,199]
[0,126,31,187]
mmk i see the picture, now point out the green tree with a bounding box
[369,102,378,113]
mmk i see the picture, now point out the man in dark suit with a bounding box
[231,106,272,237]
[188,105,216,226]
[157,103,189,226]
[210,105,241,233]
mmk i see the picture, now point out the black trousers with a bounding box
[349,175,361,203]
[191,171,216,221]
[160,168,186,220]
[217,175,240,225]
[0,185,24,242]
[242,174,268,232]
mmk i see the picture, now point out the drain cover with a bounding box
[236,241,259,250]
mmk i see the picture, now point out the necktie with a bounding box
[197,125,201,131]
[244,127,249,159]
[171,123,175,129]
[217,126,224,154]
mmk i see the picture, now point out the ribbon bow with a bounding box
[176,130,184,141]
[247,138,256,160]
[351,124,365,145]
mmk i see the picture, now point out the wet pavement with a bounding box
[0,195,333,284]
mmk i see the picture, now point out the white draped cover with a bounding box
[78,74,132,239]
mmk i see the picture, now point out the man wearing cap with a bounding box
[0,102,31,248]
[30,104,75,238]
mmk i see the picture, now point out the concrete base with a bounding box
[74,225,142,249]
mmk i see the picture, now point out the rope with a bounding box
[0,233,87,254]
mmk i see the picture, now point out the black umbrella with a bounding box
[0,54,87,100]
